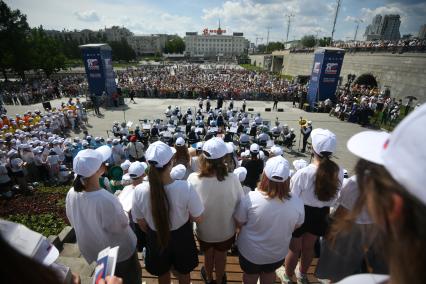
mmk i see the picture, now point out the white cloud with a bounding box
[74,10,100,22]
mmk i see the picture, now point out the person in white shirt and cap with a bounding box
[118,161,148,253]
[187,137,244,284]
[235,156,304,284]
[282,128,343,284]
[233,167,251,195]
[66,148,141,284]
[333,104,426,284]
[241,143,264,191]
[190,142,203,173]
[132,141,203,283]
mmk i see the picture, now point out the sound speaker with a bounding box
[248,108,254,111]
[278,108,284,112]
[265,108,271,112]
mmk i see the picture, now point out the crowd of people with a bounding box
[116,65,301,101]
[290,38,426,53]
[1,90,426,284]
[0,76,87,105]
[326,85,420,127]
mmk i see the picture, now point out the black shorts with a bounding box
[145,220,198,276]
[292,205,330,237]
[239,253,284,274]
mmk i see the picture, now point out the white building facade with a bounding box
[184,31,249,59]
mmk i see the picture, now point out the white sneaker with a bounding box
[295,271,309,284]
[275,266,294,284]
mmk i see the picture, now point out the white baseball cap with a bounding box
[120,160,132,171]
[73,149,103,177]
[0,219,59,266]
[311,128,337,155]
[250,143,260,153]
[347,103,426,205]
[195,142,203,150]
[96,145,112,162]
[170,164,186,180]
[293,159,309,171]
[128,161,147,178]
[233,167,247,182]
[146,141,175,168]
[202,137,228,159]
[270,145,283,156]
[264,156,290,182]
[175,137,185,147]
[226,142,235,154]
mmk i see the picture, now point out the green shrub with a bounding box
[7,213,67,237]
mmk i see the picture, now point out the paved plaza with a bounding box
[5,97,366,175]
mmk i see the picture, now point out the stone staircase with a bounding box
[53,226,321,284]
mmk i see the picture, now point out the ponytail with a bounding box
[148,161,171,249]
[315,152,340,201]
[73,175,86,192]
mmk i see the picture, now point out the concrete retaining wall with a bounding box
[281,52,426,102]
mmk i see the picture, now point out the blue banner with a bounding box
[80,44,117,101]
[307,48,345,108]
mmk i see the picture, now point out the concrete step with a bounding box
[80,276,93,284]
[60,243,81,258]
[56,256,95,277]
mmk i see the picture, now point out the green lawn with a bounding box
[239,64,265,72]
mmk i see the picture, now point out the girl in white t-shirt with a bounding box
[284,129,343,284]
[187,138,244,284]
[234,156,304,284]
[132,141,204,284]
[66,148,141,284]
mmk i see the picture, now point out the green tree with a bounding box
[300,35,317,48]
[164,36,185,54]
[30,27,66,77]
[0,0,32,80]
[318,37,332,47]
[265,41,284,53]
[109,38,136,61]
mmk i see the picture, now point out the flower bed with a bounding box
[0,184,70,236]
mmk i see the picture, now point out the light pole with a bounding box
[353,19,363,41]
[330,0,342,45]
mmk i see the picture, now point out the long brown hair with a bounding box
[174,145,190,166]
[330,159,426,284]
[148,161,171,249]
[314,151,340,201]
[257,173,291,200]
[198,154,228,181]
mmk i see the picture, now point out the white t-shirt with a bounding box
[337,175,372,224]
[336,274,389,284]
[132,180,204,231]
[234,190,304,264]
[191,156,200,173]
[118,184,137,214]
[187,172,244,242]
[291,164,343,208]
[65,188,137,263]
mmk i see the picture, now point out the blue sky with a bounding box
[5,0,426,43]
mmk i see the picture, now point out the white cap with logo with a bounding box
[347,103,426,205]
[311,128,337,155]
[293,159,309,171]
[270,145,283,156]
[121,160,132,171]
[145,141,175,168]
[264,156,290,183]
